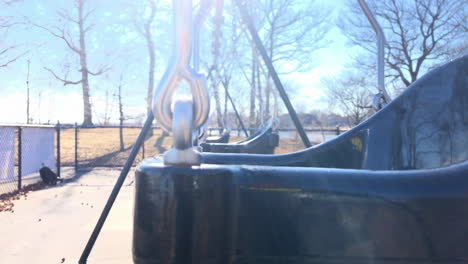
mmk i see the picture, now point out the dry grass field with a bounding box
[60,128,169,167]
[59,128,304,167]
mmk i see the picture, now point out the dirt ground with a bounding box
[0,168,134,264]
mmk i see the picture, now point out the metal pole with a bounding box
[26,60,30,124]
[235,0,311,148]
[74,123,78,172]
[79,113,154,264]
[17,127,22,190]
[357,0,391,103]
[56,121,61,177]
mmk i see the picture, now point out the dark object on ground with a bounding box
[39,166,61,185]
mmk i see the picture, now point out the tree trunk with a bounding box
[223,77,228,126]
[249,47,256,132]
[211,12,224,128]
[103,88,110,125]
[256,62,263,124]
[118,82,124,151]
[81,75,93,126]
[273,89,278,117]
[265,79,271,120]
[144,1,156,116]
[78,0,93,126]
[265,28,275,120]
[146,31,155,115]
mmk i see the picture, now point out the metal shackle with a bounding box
[152,0,210,133]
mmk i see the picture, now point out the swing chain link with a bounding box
[152,0,210,136]
[152,0,216,165]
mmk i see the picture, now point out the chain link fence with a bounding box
[0,125,61,196]
[0,122,347,196]
[0,126,17,195]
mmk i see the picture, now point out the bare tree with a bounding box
[117,72,125,151]
[100,87,114,126]
[210,0,225,128]
[0,0,26,68]
[0,45,24,68]
[252,0,331,119]
[33,0,107,126]
[322,71,374,126]
[249,47,257,129]
[341,0,467,88]
[134,0,159,115]
[202,1,251,129]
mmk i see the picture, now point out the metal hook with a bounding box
[152,0,210,134]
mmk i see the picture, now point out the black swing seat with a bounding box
[203,55,468,170]
[201,118,280,154]
[205,128,231,143]
[134,161,468,264]
[133,55,468,264]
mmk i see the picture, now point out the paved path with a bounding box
[0,168,135,264]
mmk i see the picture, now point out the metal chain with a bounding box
[152,0,211,134]
[153,0,217,165]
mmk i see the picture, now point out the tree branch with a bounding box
[86,66,110,76]
[31,22,81,54]
[0,49,27,68]
[44,67,83,86]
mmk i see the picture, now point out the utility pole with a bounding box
[26,59,30,124]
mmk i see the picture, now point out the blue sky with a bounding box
[0,0,360,124]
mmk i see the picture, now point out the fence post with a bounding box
[17,126,22,191]
[336,125,341,135]
[56,121,61,177]
[75,122,78,172]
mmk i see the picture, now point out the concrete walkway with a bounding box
[0,168,135,264]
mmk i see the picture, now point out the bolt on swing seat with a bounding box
[134,55,468,264]
[201,118,280,154]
